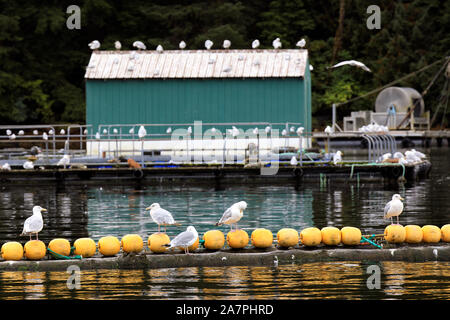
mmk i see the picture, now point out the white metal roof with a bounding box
[84,49,308,79]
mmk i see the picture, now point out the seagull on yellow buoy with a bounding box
[215,201,247,232]
[21,206,47,241]
[384,194,404,225]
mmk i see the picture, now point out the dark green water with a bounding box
[0,147,449,299]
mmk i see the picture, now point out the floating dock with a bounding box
[1,244,449,272]
[0,160,431,186]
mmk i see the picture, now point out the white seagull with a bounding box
[296,127,304,135]
[6,129,12,136]
[179,41,186,49]
[165,226,198,254]
[272,37,282,49]
[156,44,164,53]
[145,203,181,233]
[138,126,147,139]
[330,60,371,72]
[411,149,426,159]
[1,163,11,171]
[133,41,146,50]
[324,125,334,134]
[23,161,34,170]
[333,150,343,165]
[205,40,213,50]
[88,40,101,50]
[114,41,122,50]
[290,156,298,166]
[223,40,231,49]
[21,206,47,241]
[252,39,260,49]
[296,38,306,48]
[384,194,404,225]
[215,201,247,232]
[57,154,70,169]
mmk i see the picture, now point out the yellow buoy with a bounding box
[441,224,450,242]
[73,238,96,257]
[188,237,200,252]
[48,238,71,256]
[203,230,225,250]
[300,227,322,246]
[405,225,423,243]
[226,229,249,249]
[24,240,46,260]
[276,228,299,248]
[422,225,441,243]
[98,236,121,256]
[1,242,24,261]
[384,225,406,243]
[148,233,170,253]
[340,227,362,245]
[121,234,144,253]
[251,228,273,248]
[321,227,341,246]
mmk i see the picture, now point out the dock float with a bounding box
[1,244,449,271]
[0,161,431,185]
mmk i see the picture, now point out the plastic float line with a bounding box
[47,248,82,260]
[360,236,383,249]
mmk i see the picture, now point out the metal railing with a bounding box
[362,133,397,162]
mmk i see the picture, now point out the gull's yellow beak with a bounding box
[41,208,47,213]
[145,206,151,211]
[400,197,404,201]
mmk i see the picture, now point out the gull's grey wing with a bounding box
[218,207,233,224]
[23,216,43,233]
[152,208,175,224]
[171,231,195,247]
[383,201,392,218]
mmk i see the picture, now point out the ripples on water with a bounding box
[0,147,449,299]
[0,262,449,300]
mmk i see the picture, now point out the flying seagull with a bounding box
[21,206,47,241]
[329,60,371,72]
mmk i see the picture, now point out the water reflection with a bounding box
[1,262,449,300]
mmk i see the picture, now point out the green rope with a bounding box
[360,236,382,249]
[47,248,82,260]
[350,164,355,179]
[199,239,205,248]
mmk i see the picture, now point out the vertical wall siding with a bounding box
[86,78,310,133]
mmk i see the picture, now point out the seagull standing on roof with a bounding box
[21,206,47,241]
[252,39,260,49]
[133,41,146,50]
[205,40,213,50]
[296,38,306,48]
[145,203,181,233]
[114,41,122,50]
[156,45,164,53]
[329,60,371,72]
[215,201,247,232]
[23,160,34,170]
[179,41,186,49]
[384,194,404,225]
[324,126,333,134]
[272,38,282,49]
[223,40,231,49]
[88,40,101,50]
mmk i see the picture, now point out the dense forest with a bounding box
[0,0,449,128]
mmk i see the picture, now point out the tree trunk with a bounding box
[331,0,346,66]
